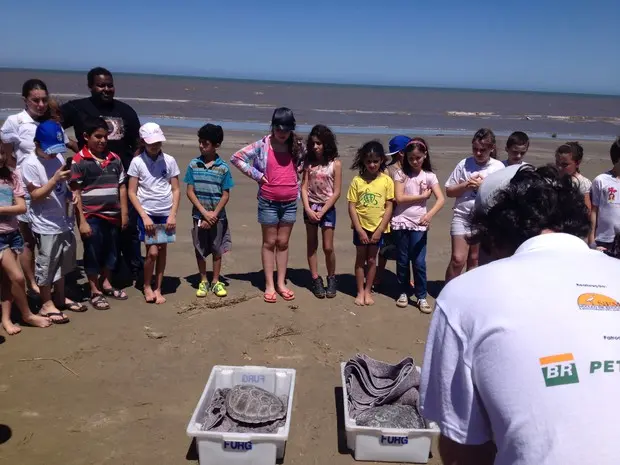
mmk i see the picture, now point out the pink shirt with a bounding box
[307,160,335,204]
[0,168,26,234]
[391,169,439,231]
[259,145,298,202]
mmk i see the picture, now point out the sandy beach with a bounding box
[0,128,614,465]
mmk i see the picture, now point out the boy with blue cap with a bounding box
[21,120,80,323]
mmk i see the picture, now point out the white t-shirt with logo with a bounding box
[445,157,505,220]
[0,110,69,167]
[420,233,620,465]
[21,154,73,234]
[127,152,180,216]
[591,171,620,243]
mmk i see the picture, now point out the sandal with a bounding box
[276,288,295,301]
[263,292,277,303]
[102,287,128,300]
[39,311,70,324]
[63,301,88,312]
[90,294,110,311]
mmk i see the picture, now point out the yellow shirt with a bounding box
[347,173,395,232]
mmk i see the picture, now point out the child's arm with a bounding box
[72,188,92,238]
[318,160,342,217]
[27,167,71,201]
[589,205,598,247]
[394,180,432,203]
[119,184,128,230]
[348,201,369,244]
[230,140,264,183]
[0,196,26,216]
[166,176,180,232]
[300,168,318,221]
[583,192,592,213]
[420,183,446,226]
[372,200,393,243]
[128,176,154,235]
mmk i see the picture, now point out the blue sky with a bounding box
[1,0,618,94]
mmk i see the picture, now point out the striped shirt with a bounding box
[71,147,126,224]
[183,155,234,220]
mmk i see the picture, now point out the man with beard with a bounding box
[420,165,620,465]
[61,67,143,285]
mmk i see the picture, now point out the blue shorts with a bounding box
[137,215,168,242]
[257,196,297,225]
[82,217,119,276]
[303,203,336,229]
[0,230,24,254]
[353,229,384,247]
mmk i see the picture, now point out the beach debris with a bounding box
[242,350,252,361]
[262,324,301,341]
[18,357,79,377]
[288,304,299,310]
[202,384,287,433]
[177,292,260,314]
[144,326,166,339]
[356,404,425,429]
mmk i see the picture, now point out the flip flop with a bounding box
[63,301,88,313]
[102,287,128,300]
[90,294,110,311]
[263,292,277,303]
[39,311,70,324]
[276,289,295,301]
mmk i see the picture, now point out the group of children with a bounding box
[2,106,619,334]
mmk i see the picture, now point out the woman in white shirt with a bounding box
[0,79,75,295]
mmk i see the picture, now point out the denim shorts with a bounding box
[137,215,168,242]
[0,230,24,254]
[303,203,336,229]
[257,196,297,225]
[82,217,119,276]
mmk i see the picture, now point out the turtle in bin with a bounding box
[355,404,426,429]
[203,384,287,432]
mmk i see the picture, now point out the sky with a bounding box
[1,0,618,95]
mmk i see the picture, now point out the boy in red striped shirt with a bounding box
[71,117,129,310]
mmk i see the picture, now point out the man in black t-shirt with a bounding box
[61,67,143,284]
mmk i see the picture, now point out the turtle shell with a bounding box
[225,384,286,424]
[355,404,425,429]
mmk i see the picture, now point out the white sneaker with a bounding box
[417,298,433,314]
[396,293,409,308]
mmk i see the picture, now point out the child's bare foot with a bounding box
[144,286,156,303]
[2,319,22,335]
[354,293,366,306]
[364,292,375,306]
[22,313,52,329]
[154,290,166,305]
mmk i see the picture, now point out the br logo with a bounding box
[539,353,579,387]
[577,293,620,312]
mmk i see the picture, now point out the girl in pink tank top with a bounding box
[301,125,342,298]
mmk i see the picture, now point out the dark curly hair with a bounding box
[351,140,387,175]
[473,128,497,159]
[305,124,338,165]
[402,137,433,175]
[469,164,590,257]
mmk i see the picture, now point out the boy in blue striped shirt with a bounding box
[184,124,234,297]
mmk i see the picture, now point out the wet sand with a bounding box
[0,129,612,465]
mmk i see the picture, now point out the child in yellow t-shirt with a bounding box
[347,140,394,306]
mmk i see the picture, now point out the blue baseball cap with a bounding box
[387,135,412,156]
[34,120,67,155]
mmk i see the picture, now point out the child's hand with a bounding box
[121,214,129,230]
[357,229,370,244]
[419,213,432,226]
[166,215,177,233]
[258,176,268,185]
[202,211,218,226]
[79,221,92,238]
[421,188,432,199]
[53,167,71,183]
[467,177,483,190]
[142,216,156,236]
[370,230,382,244]
[305,208,320,223]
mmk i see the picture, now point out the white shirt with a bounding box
[445,157,504,219]
[127,152,180,216]
[420,233,620,465]
[0,110,68,168]
[591,171,620,243]
[573,173,592,197]
[21,154,73,234]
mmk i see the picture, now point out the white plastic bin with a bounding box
[340,362,440,463]
[187,365,296,465]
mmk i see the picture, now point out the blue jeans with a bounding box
[395,229,427,299]
[83,217,119,276]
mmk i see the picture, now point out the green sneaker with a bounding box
[196,280,208,298]
[211,281,227,297]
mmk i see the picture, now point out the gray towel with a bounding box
[344,353,421,418]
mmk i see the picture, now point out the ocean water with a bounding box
[1,68,618,140]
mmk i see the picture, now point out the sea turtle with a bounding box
[355,404,426,429]
[225,384,287,424]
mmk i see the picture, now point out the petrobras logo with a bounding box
[539,353,580,387]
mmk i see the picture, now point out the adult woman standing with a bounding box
[0,79,76,295]
[231,107,304,303]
